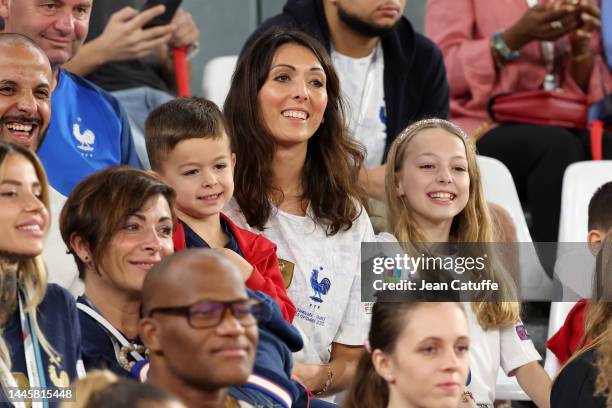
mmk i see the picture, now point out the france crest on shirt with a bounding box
[310,267,331,303]
[38,70,124,197]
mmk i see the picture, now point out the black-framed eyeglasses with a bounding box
[148,298,263,329]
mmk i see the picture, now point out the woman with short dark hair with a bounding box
[60,166,175,377]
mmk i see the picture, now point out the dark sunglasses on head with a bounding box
[148,298,264,329]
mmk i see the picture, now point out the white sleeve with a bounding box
[500,321,542,376]
[334,209,373,345]
[334,267,368,345]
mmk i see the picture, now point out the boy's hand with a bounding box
[216,248,254,282]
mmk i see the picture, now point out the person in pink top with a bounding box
[426,0,612,244]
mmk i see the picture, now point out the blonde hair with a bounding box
[570,231,612,359]
[595,322,612,403]
[61,370,178,408]
[60,370,118,408]
[0,143,56,383]
[384,119,519,329]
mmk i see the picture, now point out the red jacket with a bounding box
[173,214,296,322]
[546,299,588,365]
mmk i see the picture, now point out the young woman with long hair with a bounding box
[381,118,551,407]
[224,28,374,396]
[552,232,612,407]
[0,141,83,404]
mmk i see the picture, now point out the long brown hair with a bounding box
[571,230,612,359]
[384,119,519,329]
[595,322,612,404]
[554,234,612,398]
[224,28,366,235]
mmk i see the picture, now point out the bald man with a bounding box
[140,250,259,408]
[0,33,51,149]
[0,33,81,296]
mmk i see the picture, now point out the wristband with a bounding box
[491,30,520,62]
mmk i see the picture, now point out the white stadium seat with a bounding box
[478,155,552,301]
[201,55,238,108]
[546,160,612,377]
[478,155,548,402]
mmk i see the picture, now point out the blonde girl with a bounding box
[381,118,551,407]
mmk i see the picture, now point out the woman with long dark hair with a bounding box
[224,28,374,396]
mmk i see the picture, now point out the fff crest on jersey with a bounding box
[309,266,331,303]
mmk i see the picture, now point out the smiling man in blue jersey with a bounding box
[0,0,142,294]
[0,0,142,199]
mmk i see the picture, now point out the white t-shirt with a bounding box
[332,44,387,167]
[464,305,541,407]
[225,198,374,364]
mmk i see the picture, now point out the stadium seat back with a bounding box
[202,55,238,108]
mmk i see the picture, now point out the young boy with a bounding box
[144,97,295,322]
[547,181,612,363]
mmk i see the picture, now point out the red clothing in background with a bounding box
[546,299,588,364]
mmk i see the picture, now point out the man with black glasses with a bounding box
[140,249,259,408]
[140,249,320,408]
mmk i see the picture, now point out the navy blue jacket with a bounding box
[230,290,312,407]
[3,284,82,407]
[76,296,140,378]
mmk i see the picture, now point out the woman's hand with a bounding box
[567,0,599,90]
[503,4,579,50]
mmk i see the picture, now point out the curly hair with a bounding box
[224,28,366,235]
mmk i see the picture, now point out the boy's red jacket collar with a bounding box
[173,213,277,260]
[172,213,296,322]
